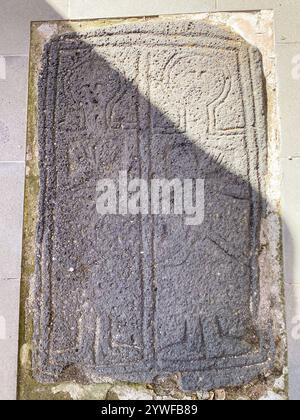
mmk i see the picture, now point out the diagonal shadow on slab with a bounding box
[32,20,276,391]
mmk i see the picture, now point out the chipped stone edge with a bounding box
[18,12,287,401]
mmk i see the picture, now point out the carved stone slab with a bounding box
[34,20,274,390]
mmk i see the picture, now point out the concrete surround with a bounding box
[0,0,299,400]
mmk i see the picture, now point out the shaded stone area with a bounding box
[34,20,273,390]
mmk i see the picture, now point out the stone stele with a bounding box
[33,20,274,390]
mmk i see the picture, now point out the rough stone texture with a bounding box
[107,385,155,400]
[34,20,273,391]
[259,391,285,401]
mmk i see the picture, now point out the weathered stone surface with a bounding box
[107,385,154,401]
[34,20,273,390]
[259,391,285,401]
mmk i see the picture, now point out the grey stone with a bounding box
[51,383,111,400]
[0,162,25,280]
[259,391,284,401]
[217,0,275,11]
[217,1,300,43]
[196,390,213,400]
[284,283,300,400]
[69,0,215,20]
[107,385,154,400]
[0,279,21,400]
[282,159,300,284]
[0,56,28,161]
[287,365,300,401]
[0,0,69,55]
[274,0,300,43]
[214,389,226,400]
[277,44,300,158]
[274,375,285,391]
[33,20,273,391]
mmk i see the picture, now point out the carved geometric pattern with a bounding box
[33,20,273,390]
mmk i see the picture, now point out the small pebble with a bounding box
[214,389,226,400]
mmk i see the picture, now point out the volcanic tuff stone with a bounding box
[34,20,273,390]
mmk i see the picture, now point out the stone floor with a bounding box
[0,0,300,400]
